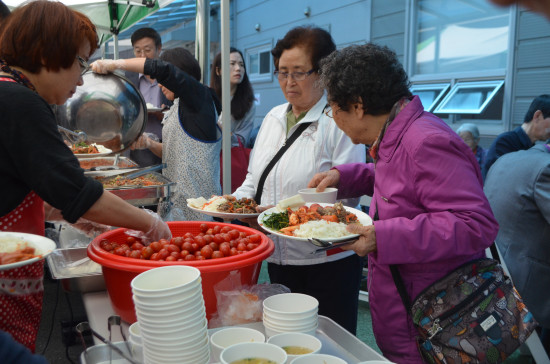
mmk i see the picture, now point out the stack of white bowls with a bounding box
[128,322,143,363]
[262,293,319,338]
[131,265,209,364]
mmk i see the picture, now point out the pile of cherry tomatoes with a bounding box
[99,223,262,261]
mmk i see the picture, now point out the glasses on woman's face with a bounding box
[76,56,90,76]
[274,69,315,81]
[325,107,341,118]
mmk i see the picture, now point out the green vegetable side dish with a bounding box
[262,212,289,231]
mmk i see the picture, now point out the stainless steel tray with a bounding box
[80,156,138,171]
[100,172,176,207]
[79,316,389,364]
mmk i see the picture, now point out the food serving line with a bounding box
[41,71,389,363]
[45,156,388,363]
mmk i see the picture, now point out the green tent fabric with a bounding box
[5,0,174,45]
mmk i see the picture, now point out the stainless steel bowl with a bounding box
[55,72,147,154]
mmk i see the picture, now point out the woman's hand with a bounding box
[90,59,126,74]
[308,169,340,192]
[130,134,151,150]
[339,223,377,257]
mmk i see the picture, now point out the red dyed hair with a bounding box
[0,0,98,73]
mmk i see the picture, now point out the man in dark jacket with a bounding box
[482,94,550,180]
[125,27,171,167]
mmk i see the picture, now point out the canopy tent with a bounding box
[4,0,176,55]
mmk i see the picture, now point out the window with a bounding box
[414,0,510,76]
[410,83,449,112]
[434,80,504,114]
[246,43,272,82]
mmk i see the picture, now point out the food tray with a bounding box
[79,316,389,364]
[80,156,138,171]
[101,172,176,207]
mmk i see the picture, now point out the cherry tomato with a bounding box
[247,243,257,251]
[131,242,145,251]
[158,249,170,260]
[201,245,213,259]
[166,244,180,254]
[170,251,180,259]
[249,234,261,244]
[213,234,224,244]
[182,242,194,252]
[230,247,239,256]
[129,250,141,259]
[229,230,240,240]
[180,250,190,258]
[149,241,162,252]
[184,254,196,261]
[150,252,160,261]
[159,239,169,246]
[196,255,206,260]
[195,236,206,248]
[141,247,153,259]
[209,242,219,251]
[212,251,224,259]
[200,223,208,233]
[165,256,176,261]
[237,242,247,251]
[219,242,231,256]
[171,237,183,247]
[203,235,213,244]
[221,226,232,234]
[213,225,221,234]
[114,247,126,256]
[126,236,136,244]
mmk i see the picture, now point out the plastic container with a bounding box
[87,221,274,323]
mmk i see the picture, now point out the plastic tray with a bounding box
[79,316,390,364]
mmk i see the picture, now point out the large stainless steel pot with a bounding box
[55,72,147,154]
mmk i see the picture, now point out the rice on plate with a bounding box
[293,220,351,239]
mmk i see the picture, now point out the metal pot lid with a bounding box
[55,72,147,154]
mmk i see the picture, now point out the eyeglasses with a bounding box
[76,56,90,76]
[274,69,315,81]
[133,48,155,57]
[325,107,341,118]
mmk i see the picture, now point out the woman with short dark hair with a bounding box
[309,43,499,363]
[0,0,170,351]
[93,47,222,221]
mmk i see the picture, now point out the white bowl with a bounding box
[137,309,205,331]
[290,353,347,364]
[220,342,287,364]
[264,323,318,339]
[134,298,205,324]
[263,293,319,317]
[132,276,202,299]
[298,187,338,203]
[143,344,210,364]
[141,328,208,347]
[210,327,266,363]
[139,317,208,341]
[263,316,318,331]
[267,332,322,363]
[128,322,141,345]
[264,308,319,322]
[132,289,204,308]
[131,265,201,295]
[145,333,209,355]
[263,313,318,328]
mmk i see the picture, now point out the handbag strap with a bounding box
[373,203,413,314]
[254,122,312,202]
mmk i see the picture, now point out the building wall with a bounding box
[511,9,550,128]
[233,0,371,129]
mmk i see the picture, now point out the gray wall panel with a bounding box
[517,39,550,69]
[517,11,550,39]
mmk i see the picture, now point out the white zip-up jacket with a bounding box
[233,95,366,265]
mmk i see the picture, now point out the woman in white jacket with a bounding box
[233,26,366,334]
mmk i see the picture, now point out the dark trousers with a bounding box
[267,253,363,335]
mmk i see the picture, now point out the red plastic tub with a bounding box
[88,221,274,323]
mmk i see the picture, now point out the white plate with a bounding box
[187,204,260,220]
[0,232,57,271]
[74,144,113,158]
[257,203,372,242]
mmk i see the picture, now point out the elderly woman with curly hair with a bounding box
[308,43,499,363]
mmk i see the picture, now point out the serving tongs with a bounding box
[58,125,87,145]
[76,316,137,364]
[96,163,166,183]
[308,235,359,254]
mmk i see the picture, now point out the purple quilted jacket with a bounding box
[335,96,498,363]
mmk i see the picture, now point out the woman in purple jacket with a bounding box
[308,44,499,363]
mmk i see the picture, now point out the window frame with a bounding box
[245,42,273,83]
[409,83,450,112]
[433,80,505,114]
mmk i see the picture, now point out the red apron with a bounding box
[0,186,46,352]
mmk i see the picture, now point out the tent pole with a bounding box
[113,34,119,60]
[195,0,210,83]
[220,0,231,195]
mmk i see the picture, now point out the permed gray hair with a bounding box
[456,123,480,141]
[319,43,411,116]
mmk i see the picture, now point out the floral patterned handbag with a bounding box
[391,258,537,363]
